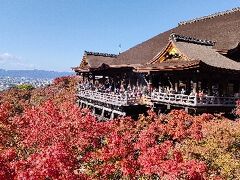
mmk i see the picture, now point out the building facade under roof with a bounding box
[73,8,240,119]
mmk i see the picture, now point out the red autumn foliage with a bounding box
[0,76,239,179]
[14,100,108,152]
[12,143,80,180]
[0,149,16,179]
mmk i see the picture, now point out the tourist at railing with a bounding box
[189,91,196,96]
[180,88,186,95]
[78,81,152,104]
[79,82,238,106]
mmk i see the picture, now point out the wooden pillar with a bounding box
[223,81,227,96]
[186,80,191,95]
[103,76,106,84]
[233,83,239,94]
[93,74,95,84]
[207,82,212,96]
[82,73,85,82]
[201,80,206,93]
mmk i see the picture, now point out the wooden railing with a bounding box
[151,92,238,107]
[78,88,238,107]
[78,88,139,106]
[151,92,197,106]
[196,96,238,106]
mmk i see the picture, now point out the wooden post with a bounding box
[82,73,85,83]
[103,76,106,85]
[233,82,239,94]
[186,80,191,95]
[223,81,227,96]
[207,82,212,96]
[93,74,95,85]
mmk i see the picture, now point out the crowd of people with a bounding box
[79,80,204,97]
[79,80,239,100]
[79,80,151,99]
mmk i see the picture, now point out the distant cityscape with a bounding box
[0,76,52,91]
[0,69,73,91]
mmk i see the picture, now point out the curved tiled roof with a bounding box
[178,7,240,26]
[136,60,200,72]
[136,32,240,72]
[174,41,240,71]
[85,51,117,68]
[74,51,117,72]
[84,51,118,58]
[116,8,240,66]
[169,33,215,46]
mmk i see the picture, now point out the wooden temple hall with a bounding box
[73,8,240,119]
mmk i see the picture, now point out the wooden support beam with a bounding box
[83,73,85,82]
[186,80,191,94]
[93,74,95,84]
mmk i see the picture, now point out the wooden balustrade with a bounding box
[151,92,238,107]
[196,96,238,106]
[78,88,139,106]
[78,88,238,107]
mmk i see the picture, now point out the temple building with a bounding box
[73,8,240,119]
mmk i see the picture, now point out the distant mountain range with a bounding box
[0,69,73,79]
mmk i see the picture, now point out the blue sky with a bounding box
[0,0,239,71]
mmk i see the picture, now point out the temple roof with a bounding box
[173,39,240,71]
[73,51,118,72]
[136,33,240,72]
[116,7,240,66]
[169,33,215,46]
[84,51,117,68]
[84,51,118,58]
[136,60,200,72]
[178,7,240,26]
